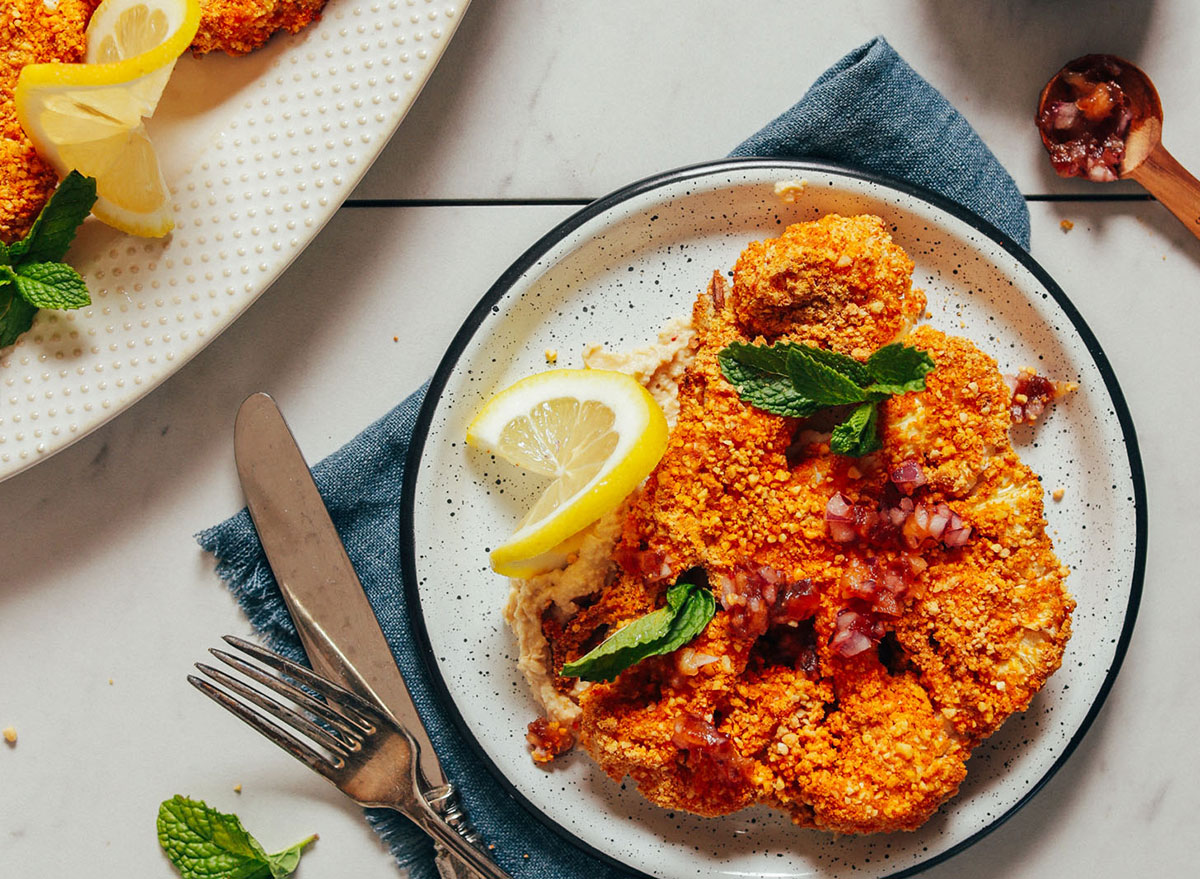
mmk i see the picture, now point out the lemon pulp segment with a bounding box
[466,369,668,577]
[13,0,202,237]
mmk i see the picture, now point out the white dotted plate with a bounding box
[0,0,468,480]
[404,160,1145,879]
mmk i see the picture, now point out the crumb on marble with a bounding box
[1060,219,1074,232]
[1052,486,1065,502]
[3,726,16,746]
[233,783,242,794]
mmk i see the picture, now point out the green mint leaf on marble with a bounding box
[561,570,716,682]
[157,795,317,879]
[5,262,91,309]
[6,171,97,264]
[863,342,936,395]
[830,400,881,457]
[0,282,39,349]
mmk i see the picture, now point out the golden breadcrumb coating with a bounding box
[0,0,101,244]
[730,213,926,355]
[191,0,329,56]
[550,215,1073,834]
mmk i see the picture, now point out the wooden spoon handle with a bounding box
[1129,144,1200,240]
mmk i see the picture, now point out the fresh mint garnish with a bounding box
[830,400,881,457]
[718,339,934,457]
[157,795,317,879]
[0,284,38,349]
[863,342,936,395]
[2,262,91,309]
[0,171,97,350]
[561,570,716,682]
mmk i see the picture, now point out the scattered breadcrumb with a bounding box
[774,179,808,202]
[1052,487,1065,501]
[1059,219,1074,232]
[233,783,243,794]
[3,726,16,745]
[108,678,114,685]
[544,348,558,364]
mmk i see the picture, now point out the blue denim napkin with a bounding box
[197,36,1028,879]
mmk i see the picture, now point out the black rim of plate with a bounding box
[400,156,1147,879]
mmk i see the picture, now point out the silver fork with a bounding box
[190,635,510,879]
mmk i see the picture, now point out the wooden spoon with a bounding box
[1037,54,1200,240]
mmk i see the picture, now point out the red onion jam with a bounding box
[830,604,887,657]
[1005,370,1059,424]
[825,489,972,551]
[613,544,674,582]
[1037,56,1134,182]
[716,565,818,638]
[672,714,750,786]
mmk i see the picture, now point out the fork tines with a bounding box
[189,635,382,778]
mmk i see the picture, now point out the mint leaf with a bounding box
[562,571,716,682]
[6,262,91,309]
[864,342,935,395]
[787,343,871,386]
[157,795,316,879]
[718,342,821,417]
[266,839,319,879]
[0,282,38,349]
[7,171,97,264]
[785,346,870,406]
[830,401,881,456]
[719,339,936,457]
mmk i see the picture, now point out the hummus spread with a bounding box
[502,316,696,723]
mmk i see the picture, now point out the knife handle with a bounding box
[434,843,493,879]
[425,784,485,848]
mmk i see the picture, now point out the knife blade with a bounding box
[232,391,448,791]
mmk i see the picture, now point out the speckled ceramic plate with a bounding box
[402,159,1145,879]
[0,0,468,481]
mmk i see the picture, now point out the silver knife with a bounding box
[233,392,505,879]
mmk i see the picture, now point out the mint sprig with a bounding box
[561,570,716,682]
[0,171,97,349]
[718,340,934,457]
[158,795,317,879]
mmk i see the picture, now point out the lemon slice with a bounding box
[14,0,201,237]
[466,369,669,577]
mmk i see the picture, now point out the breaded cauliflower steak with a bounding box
[551,215,1073,834]
[192,0,328,56]
[0,0,101,244]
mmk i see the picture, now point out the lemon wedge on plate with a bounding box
[14,0,202,237]
[466,369,669,577]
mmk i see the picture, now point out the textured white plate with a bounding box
[404,160,1145,879]
[0,0,468,481]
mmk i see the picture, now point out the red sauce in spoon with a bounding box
[1037,55,1134,182]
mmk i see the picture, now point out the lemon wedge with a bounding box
[466,369,669,577]
[14,0,201,237]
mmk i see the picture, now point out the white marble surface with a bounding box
[1,2,1196,878]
